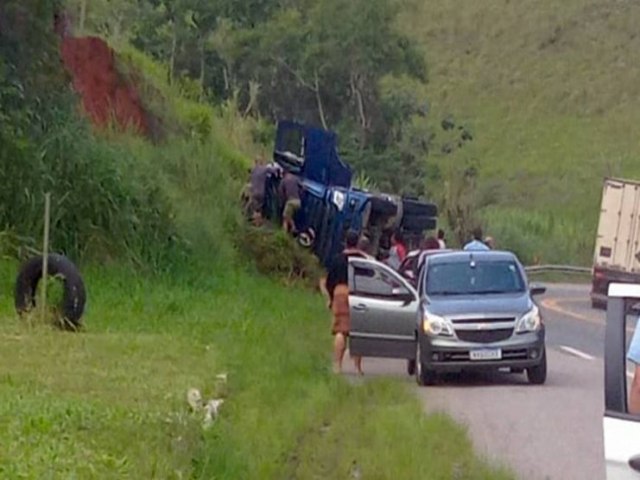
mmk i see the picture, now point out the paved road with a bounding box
[343,283,637,480]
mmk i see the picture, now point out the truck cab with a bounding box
[265,120,438,268]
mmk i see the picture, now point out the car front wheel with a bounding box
[415,342,437,386]
[407,359,416,376]
[526,349,547,385]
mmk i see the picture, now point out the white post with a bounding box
[41,193,51,323]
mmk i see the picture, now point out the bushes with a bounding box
[482,207,596,266]
[0,109,181,268]
[241,226,324,288]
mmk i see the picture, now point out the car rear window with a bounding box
[425,260,525,295]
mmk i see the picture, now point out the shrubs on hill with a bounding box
[241,226,324,288]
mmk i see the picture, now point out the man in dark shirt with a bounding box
[279,172,301,233]
[248,157,271,224]
[321,230,367,374]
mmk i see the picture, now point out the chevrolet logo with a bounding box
[476,323,490,330]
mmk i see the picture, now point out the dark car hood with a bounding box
[424,292,533,317]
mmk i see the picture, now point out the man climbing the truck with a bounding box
[247,156,271,225]
[279,171,301,234]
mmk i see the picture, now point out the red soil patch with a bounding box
[61,36,148,135]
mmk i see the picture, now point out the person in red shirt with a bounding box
[387,230,407,269]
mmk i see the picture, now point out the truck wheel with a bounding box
[402,199,438,217]
[526,349,547,385]
[15,254,86,329]
[401,214,437,231]
[370,196,397,217]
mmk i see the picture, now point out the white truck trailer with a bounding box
[591,177,640,308]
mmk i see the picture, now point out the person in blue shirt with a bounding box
[627,322,640,414]
[463,227,490,251]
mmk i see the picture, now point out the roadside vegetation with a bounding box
[57,0,639,265]
[0,260,512,479]
[0,1,513,479]
[401,0,640,264]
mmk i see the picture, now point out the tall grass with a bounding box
[1,35,272,273]
[0,259,513,480]
[0,110,179,267]
[482,207,595,266]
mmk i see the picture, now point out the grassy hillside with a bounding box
[0,5,514,473]
[0,260,513,479]
[403,0,640,264]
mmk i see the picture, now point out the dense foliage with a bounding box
[0,2,160,263]
[64,0,451,197]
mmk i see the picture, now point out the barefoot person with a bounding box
[321,230,366,374]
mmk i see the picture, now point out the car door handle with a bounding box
[353,304,368,311]
[629,454,640,472]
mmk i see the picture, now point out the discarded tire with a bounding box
[402,199,438,218]
[401,214,437,232]
[15,254,86,328]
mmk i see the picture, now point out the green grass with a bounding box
[527,271,591,284]
[401,0,640,264]
[0,259,512,479]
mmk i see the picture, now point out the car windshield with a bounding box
[425,260,525,296]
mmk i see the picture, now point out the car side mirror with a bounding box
[392,287,416,305]
[530,284,546,296]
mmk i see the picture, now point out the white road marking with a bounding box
[559,345,596,360]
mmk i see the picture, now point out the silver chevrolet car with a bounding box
[347,250,547,386]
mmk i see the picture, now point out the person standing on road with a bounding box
[627,323,640,414]
[355,235,372,256]
[321,230,366,375]
[279,171,301,234]
[463,227,490,251]
[421,236,441,251]
[387,230,407,269]
[484,236,496,249]
[437,229,447,249]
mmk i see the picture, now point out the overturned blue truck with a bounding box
[262,120,438,267]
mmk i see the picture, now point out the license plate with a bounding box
[470,348,502,361]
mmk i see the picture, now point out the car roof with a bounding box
[425,250,519,265]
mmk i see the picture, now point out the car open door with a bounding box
[604,283,640,479]
[348,258,418,359]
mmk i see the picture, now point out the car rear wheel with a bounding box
[526,349,547,385]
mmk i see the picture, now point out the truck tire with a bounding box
[15,254,86,329]
[402,199,438,217]
[369,196,397,217]
[401,214,437,232]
